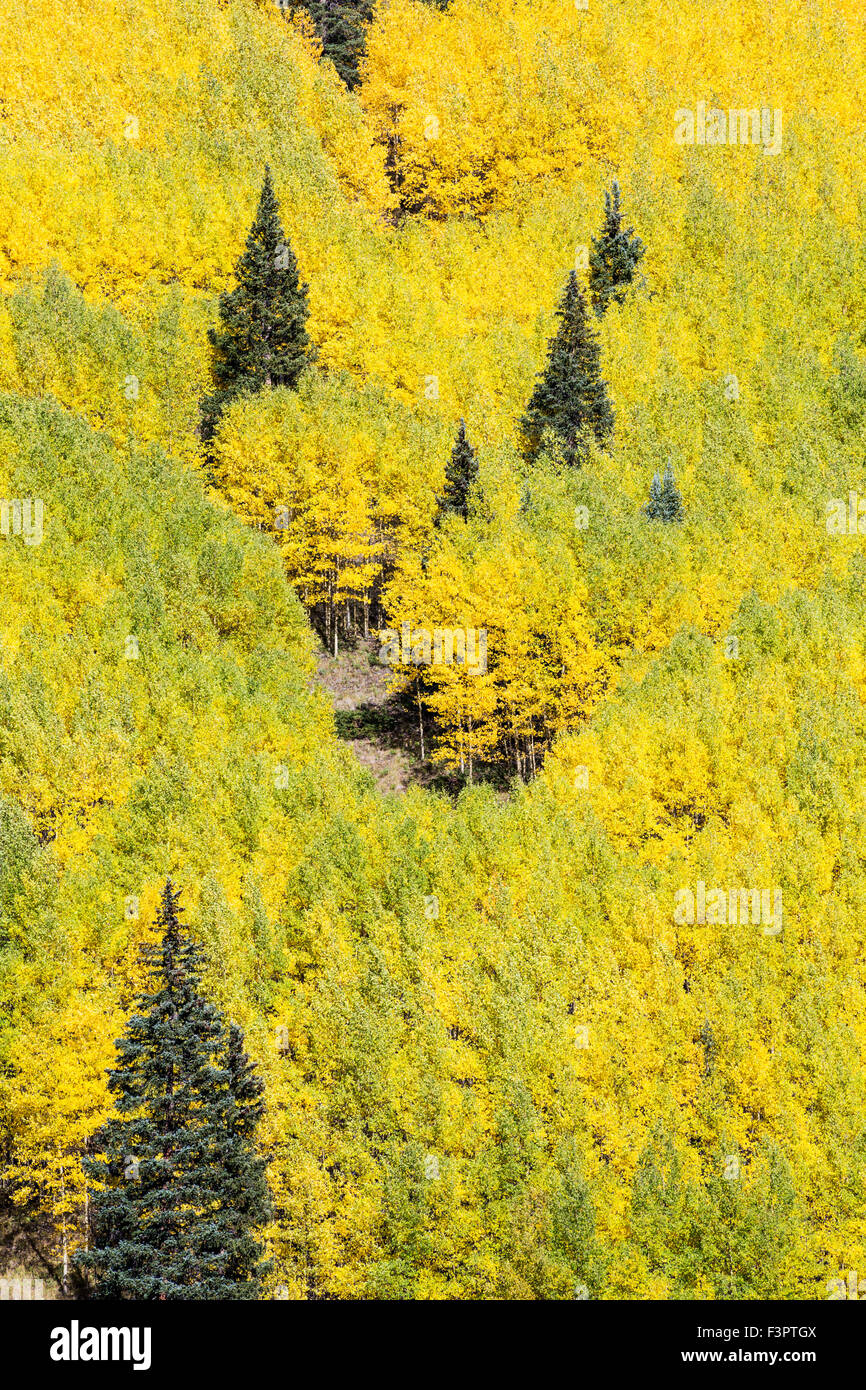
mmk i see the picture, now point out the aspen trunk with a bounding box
[417,683,426,761]
[59,1160,69,1295]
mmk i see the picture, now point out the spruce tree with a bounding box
[287,0,449,88]
[588,181,646,317]
[76,881,271,1299]
[201,166,312,443]
[520,271,614,467]
[435,419,479,524]
[660,462,684,522]
[646,463,683,523]
[646,470,663,520]
[287,2,374,88]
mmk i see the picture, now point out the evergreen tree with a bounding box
[76,881,271,1299]
[588,181,646,317]
[201,167,312,444]
[435,418,479,524]
[660,464,684,522]
[287,2,374,88]
[646,470,663,519]
[646,463,683,522]
[287,0,450,88]
[211,1021,272,1288]
[520,271,614,466]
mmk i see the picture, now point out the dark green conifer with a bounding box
[76,881,271,1299]
[588,181,646,317]
[285,0,450,88]
[285,2,374,88]
[435,419,479,524]
[646,463,683,522]
[646,470,663,519]
[201,167,312,443]
[660,462,684,521]
[520,271,614,467]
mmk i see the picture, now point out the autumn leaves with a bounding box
[206,169,646,779]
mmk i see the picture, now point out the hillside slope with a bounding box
[0,0,864,1299]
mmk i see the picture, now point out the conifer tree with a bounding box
[588,181,646,317]
[201,167,312,443]
[646,463,683,522]
[287,2,374,88]
[660,462,684,522]
[520,271,614,466]
[646,470,663,520]
[435,419,479,524]
[76,881,271,1299]
[288,0,449,88]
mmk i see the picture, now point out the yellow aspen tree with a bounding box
[0,996,115,1293]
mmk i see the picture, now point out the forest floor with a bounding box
[0,1202,62,1298]
[314,636,514,800]
[314,637,450,795]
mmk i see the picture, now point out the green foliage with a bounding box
[435,419,479,524]
[646,462,683,522]
[0,265,205,466]
[289,0,451,90]
[646,469,663,518]
[76,882,271,1299]
[289,1,376,88]
[0,798,43,936]
[631,1128,799,1299]
[202,167,313,443]
[588,181,646,317]
[520,271,614,466]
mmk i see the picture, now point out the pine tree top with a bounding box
[289,2,376,89]
[435,417,479,524]
[646,463,683,522]
[520,271,614,466]
[646,470,663,520]
[202,167,313,442]
[137,877,207,1000]
[589,181,646,317]
[660,462,684,522]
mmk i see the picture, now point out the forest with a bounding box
[0,0,865,1301]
